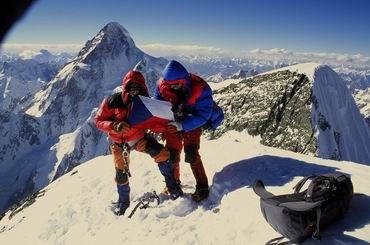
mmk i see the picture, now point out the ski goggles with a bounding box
[127,82,141,92]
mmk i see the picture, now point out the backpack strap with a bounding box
[253,180,275,199]
[312,207,322,241]
[265,236,306,245]
[265,236,285,245]
[293,175,316,193]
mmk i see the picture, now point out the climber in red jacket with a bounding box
[96,70,183,216]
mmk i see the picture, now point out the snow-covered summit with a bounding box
[261,62,320,80]
[26,22,147,118]
[102,22,133,43]
[76,22,137,65]
[1,131,369,245]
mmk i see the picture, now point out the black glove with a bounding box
[112,121,130,133]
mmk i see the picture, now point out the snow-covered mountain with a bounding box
[332,67,370,92]
[0,22,167,213]
[0,52,16,63]
[208,63,370,165]
[207,69,258,83]
[354,88,370,126]
[167,55,291,82]
[206,72,226,83]
[1,131,369,245]
[229,69,258,79]
[0,54,70,113]
[333,67,370,121]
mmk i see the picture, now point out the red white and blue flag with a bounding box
[128,95,174,133]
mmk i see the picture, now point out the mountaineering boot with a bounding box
[114,184,130,216]
[191,183,209,202]
[158,159,183,199]
[161,179,181,195]
[188,158,209,202]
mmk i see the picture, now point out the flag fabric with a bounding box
[128,95,174,133]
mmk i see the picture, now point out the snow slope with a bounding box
[1,131,369,245]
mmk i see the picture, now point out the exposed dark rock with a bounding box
[207,70,316,154]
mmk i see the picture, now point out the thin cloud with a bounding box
[138,43,228,57]
[1,43,82,54]
[248,48,370,65]
[250,48,292,55]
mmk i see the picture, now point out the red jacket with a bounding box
[95,71,148,144]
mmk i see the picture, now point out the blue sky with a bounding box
[3,0,370,57]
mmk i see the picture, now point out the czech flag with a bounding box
[128,95,174,133]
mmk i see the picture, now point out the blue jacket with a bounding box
[156,73,216,132]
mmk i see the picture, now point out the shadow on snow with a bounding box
[201,155,370,245]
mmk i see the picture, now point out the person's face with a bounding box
[128,83,141,96]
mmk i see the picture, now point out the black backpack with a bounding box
[253,173,353,244]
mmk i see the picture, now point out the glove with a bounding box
[112,121,130,133]
[172,104,183,119]
[167,121,183,133]
[173,110,183,119]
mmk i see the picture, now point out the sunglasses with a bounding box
[170,84,182,90]
[129,86,140,91]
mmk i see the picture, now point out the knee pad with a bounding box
[115,168,129,185]
[144,137,163,157]
[184,144,198,164]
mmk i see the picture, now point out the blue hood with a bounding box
[162,60,189,81]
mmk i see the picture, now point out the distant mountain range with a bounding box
[0,51,72,114]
